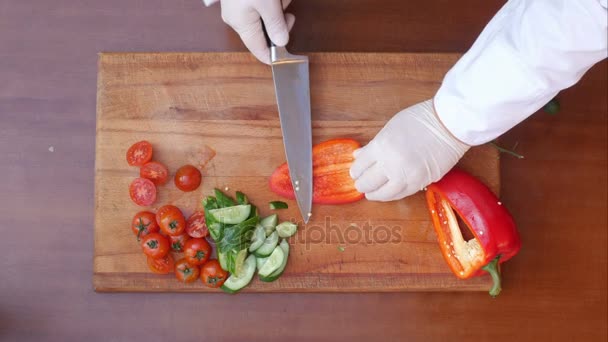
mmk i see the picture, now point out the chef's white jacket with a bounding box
[435,0,608,145]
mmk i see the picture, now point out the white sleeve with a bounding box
[434,0,607,146]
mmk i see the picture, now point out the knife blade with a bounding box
[269,46,313,223]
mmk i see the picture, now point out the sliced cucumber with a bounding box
[209,205,251,224]
[264,226,274,237]
[258,245,285,277]
[276,221,298,238]
[233,249,248,276]
[248,224,266,252]
[259,240,290,282]
[252,231,279,257]
[256,256,268,271]
[269,201,288,210]
[218,251,228,271]
[221,254,256,294]
[260,214,278,236]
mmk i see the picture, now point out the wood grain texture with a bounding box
[1,0,606,341]
[94,52,499,292]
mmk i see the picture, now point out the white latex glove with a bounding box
[350,99,470,202]
[203,0,296,64]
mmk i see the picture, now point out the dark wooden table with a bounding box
[1,1,606,341]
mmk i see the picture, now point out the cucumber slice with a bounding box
[252,231,279,257]
[209,205,251,224]
[233,249,248,276]
[269,201,288,210]
[248,224,266,252]
[259,240,290,282]
[258,246,285,277]
[260,214,278,236]
[276,221,298,238]
[218,251,228,271]
[220,254,256,294]
[256,256,268,271]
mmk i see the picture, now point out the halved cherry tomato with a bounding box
[131,211,160,241]
[156,205,186,236]
[126,140,153,166]
[129,178,157,206]
[170,233,190,252]
[140,233,169,259]
[201,260,228,288]
[183,238,211,266]
[147,254,175,274]
[140,161,169,185]
[174,165,202,192]
[175,258,200,283]
[186,211,209,238]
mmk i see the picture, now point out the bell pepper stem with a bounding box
[481,256,502,297]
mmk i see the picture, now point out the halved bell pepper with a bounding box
[425,169,521,297]
[269,138,364,205]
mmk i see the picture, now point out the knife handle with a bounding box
[261,20,276,48]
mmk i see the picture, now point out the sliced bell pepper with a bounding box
[425,169,521,297]
[269,138,364,205]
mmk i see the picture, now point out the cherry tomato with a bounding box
[131,211,160,241]
[175,258,200,283]
[147,254,175,274]
[170,233,190,252]
[140,233,169,259]
[200,260,228,288]
[126,141,153,166]
[140,161,169,186]
[174,165,202,192]
[156,205,186,236]
[183,238,211,266]
[186,211,209,238]
[129,178,157,206]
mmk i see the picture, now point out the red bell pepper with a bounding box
[425,169,521,297]
[269,138,364,205]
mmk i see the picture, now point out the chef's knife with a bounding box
[264,25,313,223]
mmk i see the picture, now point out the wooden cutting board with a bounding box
[94,52,499,292]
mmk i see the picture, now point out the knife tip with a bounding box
[302,211,312,224]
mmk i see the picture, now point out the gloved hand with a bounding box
[350,99,470,201]
[203,0,296,64]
